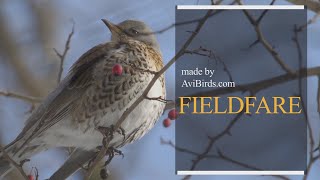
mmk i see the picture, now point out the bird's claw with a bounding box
[103,147,124,167]
[97,125,126,144]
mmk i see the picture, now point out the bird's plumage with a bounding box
[0,19,165,179]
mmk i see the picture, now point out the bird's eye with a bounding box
[130,28,139,35]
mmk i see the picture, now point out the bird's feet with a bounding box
[97,125,126,144]
[88,146,124,180]
[103,147,124,167]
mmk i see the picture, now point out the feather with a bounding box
[49,149,97,180]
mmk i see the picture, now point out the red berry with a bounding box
[28,175,34,180]
[168,109,178,120]
[112,64,123,76]
[163,118,171,128]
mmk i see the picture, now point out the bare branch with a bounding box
[181,100,248,180]
[256,0,276,24]
[296,12,320,31]
[185,46,234,82]
[84,133,109,179]
[161,135,290,180]
[192,105,246,167]
[161,137,200,156]
[293,23,319,180]
[151,1,236,35]
[187,67,320,99]
[54,22,75,83]
[216,149,260,170]
[0,91,41,114]
[208,150,289,180]
[287,0,320,13]
[237,0,294,74]
[293,24,316,153]
[34,167,39,180]
[317,76,320,113]
[0,91,42,103]
[146,96,172,104]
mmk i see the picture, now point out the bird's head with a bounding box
[101,19,160,52]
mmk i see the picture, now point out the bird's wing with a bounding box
[49,148,97,180]
[5,42,124,151]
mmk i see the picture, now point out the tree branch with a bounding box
[161,137,200,156]
[287,0,320,13]
[0,91,42,103]
[184,46,234,82]
[237,0,294,74]
[151,1,236,35]
[186,67,320,100]
[182,101,248,180]
[212,150,289,180]
[54,22,75,83]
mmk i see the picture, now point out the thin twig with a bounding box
[317,75,320,112]
[296,12,320,32]
[207,150,289,180]
[147,0,237,35]
[34,167,39,180]
[185,46,234,82]
[161,137,200,156]
[0,91,41,113]
[84,132,110,179]
[237,0,294,74]
[256,0,276,24]
[0,91,42,103]
[152,6,228,34]
[146,96,172,103]
[54,22,75,83]
[293,23,318,180]
[182,96,251,180]
[287,0,320,13]
[216,149,261,170]
[187,66,320,99]
[318,76,320,113]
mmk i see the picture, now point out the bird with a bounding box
[0,19,166,179]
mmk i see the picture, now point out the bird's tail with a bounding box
[0,140,44,179]
[0,143,16,179]
[0,155,13,179]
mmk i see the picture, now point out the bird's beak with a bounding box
[101,19,122,35]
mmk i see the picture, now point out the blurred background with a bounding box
[0,0,319,180]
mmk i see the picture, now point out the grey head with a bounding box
[101,19,160,52]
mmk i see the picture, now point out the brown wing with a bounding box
[5,42,121,151]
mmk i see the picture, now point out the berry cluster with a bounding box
[163,109,178,128]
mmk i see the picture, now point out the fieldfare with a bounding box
[0,19,165,179]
